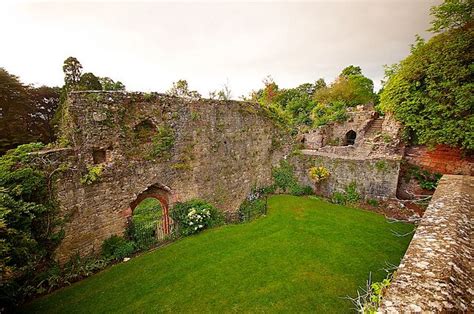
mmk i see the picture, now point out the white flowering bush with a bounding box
[170,199,224,236]
[184,207,211,234]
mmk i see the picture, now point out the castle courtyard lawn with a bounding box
[23,195,413,313]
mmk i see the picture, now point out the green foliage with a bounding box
[429,0,473,33]
[374,160,388,173]
[99,77,125,91]
[331,182,361,205]
[248,67,374,128]
[239,198,266,222]
[166,79,201,99]
[351,273,392,313]
[149,126,175,159]
[0,143,63,307]
[311,101,348,126]
[128,198,162,250]
[0,69,60,153]
[62,57,82,89]
[78,72,102,90]
[272,160,313,196]
[314,66,376,107]
[170,199,224,236]
[405,164,442,190]
[379,24,473,149]
[367,199,379,207]
[101,235,135,260]
[80,165,104,185]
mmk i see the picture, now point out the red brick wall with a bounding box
[405,145,474,175]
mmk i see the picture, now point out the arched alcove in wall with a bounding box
[344,130,357,146]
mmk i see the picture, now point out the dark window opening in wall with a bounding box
[92,149,106,164]
[134,119,156,141]
[345,130,357,146]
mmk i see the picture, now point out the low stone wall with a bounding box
[291,151,401,200]
[380,175,473,312]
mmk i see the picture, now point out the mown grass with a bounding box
[23,195,413,313]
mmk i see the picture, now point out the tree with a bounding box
[28,86,60,143]
[62,57,82,89]
[166,80,201,99]
[0,68,31,152]
[99,77,125,91]
[314,78,327,91]
[78,72,102,90]
[341,65,362,78]
[429,0,473,33]
[313,66,376,107]
[379,2,473,149]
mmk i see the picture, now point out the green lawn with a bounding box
[23,195,413,313]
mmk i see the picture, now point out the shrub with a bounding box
[272,160,313,196]
[311,101,349,127]
[405,164,442,190]
[345,181,361,204]
[80,164,104,185]
[331,182,360,205]
[101,235,135,260]
[308,166,330,183]
[367,199,379,207]
[239,198,266,222]
[170,199,223,236]
[349,273,392,313]
[0,143,64,308]
[289,184,313,196]
[331,192,347,205]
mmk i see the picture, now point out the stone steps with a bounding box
[365,118,384,138]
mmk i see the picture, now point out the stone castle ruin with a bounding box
[34,91,472,311]
[48,91,290,261]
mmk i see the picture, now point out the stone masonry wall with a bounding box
[291,151,401,200]
[380,175,473,312]
[405,145,474,175]
[52,91,291,261]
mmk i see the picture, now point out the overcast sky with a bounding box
[1,0,440,98]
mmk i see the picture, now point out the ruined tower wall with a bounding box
[53,91,290,261]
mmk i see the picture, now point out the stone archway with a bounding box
[126,184,173,235]
[344,130,357,146]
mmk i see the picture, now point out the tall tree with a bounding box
[62,57,82,89]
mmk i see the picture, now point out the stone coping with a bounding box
[380,175,473,312]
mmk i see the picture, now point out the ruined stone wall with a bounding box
[381,175,473,312]
[405,145,473,175]
[290,151,401,200]
[53,91,290,261]
[304,105,377,149]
